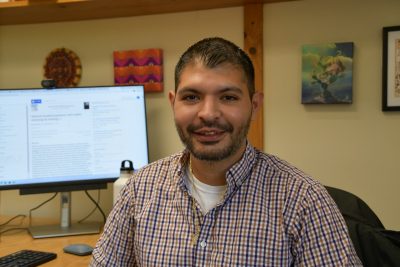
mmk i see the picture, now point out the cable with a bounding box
[0,192,27,233]
[82,190,107,223]
[85,190,106,223]
[78,189,100,223]
[29,192,58,226]
[0,214,28,242]
[0,227,28,241]
[0,215,26,228]
[0,227,28,235]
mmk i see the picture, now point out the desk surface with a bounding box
[0,218,101,267]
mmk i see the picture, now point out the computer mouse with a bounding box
[63,243,94,256]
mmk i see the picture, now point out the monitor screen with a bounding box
[0,85,148,192]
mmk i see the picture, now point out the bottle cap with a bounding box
[120,160,134,172]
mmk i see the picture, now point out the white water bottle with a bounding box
[113,160,134,205]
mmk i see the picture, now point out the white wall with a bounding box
[0,0,399,230]
[264,0,400,229]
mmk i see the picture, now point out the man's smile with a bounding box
[192,128,226,143]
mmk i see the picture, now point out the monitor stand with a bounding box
[28,192,102,239]
[29,223,101,239]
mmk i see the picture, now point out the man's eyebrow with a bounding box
[177,86,244,96]
[219,87,244,95]
[176,87,198,96]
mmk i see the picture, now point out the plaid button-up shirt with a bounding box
[90,144,361,266]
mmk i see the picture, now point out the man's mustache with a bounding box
[187,121,233,133]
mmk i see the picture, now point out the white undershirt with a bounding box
[186,166,227,214]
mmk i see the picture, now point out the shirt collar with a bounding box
[174,142,257,193]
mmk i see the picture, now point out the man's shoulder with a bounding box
[134,151,183,180]
[255,152,336,226]
[127,151,184,209]
[130,151,185,192]
[255,151,323,195]
[257,152,311,177]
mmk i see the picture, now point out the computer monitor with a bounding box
[0,85,148,238]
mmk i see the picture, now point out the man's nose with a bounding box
[197,97,221,121]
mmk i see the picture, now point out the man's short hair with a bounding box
[174,37,255,97]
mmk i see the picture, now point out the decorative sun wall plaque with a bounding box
[113,48,163,93]
[44,48,82,88]
[301,42,354,104]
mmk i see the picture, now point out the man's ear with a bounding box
[251,91,264,121]
[168,91,176,108]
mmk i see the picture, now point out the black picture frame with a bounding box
[382,26,400,111]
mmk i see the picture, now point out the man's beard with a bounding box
[175,117,251,161]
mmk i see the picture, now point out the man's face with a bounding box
[169,62,261,162]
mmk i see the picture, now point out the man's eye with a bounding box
[221,95,238,101]
[182,95,199,102]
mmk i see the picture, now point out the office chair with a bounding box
[325,186,400,267]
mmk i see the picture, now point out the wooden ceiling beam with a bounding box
[0,0,297,25]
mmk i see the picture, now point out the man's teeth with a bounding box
[203,131,217,135]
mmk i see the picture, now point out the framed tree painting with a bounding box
[302,42,354,104]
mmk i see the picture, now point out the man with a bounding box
[90,37,361,266]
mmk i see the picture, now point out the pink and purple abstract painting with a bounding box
[114,48,163,92]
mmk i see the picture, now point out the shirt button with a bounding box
[200,240,207,247]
